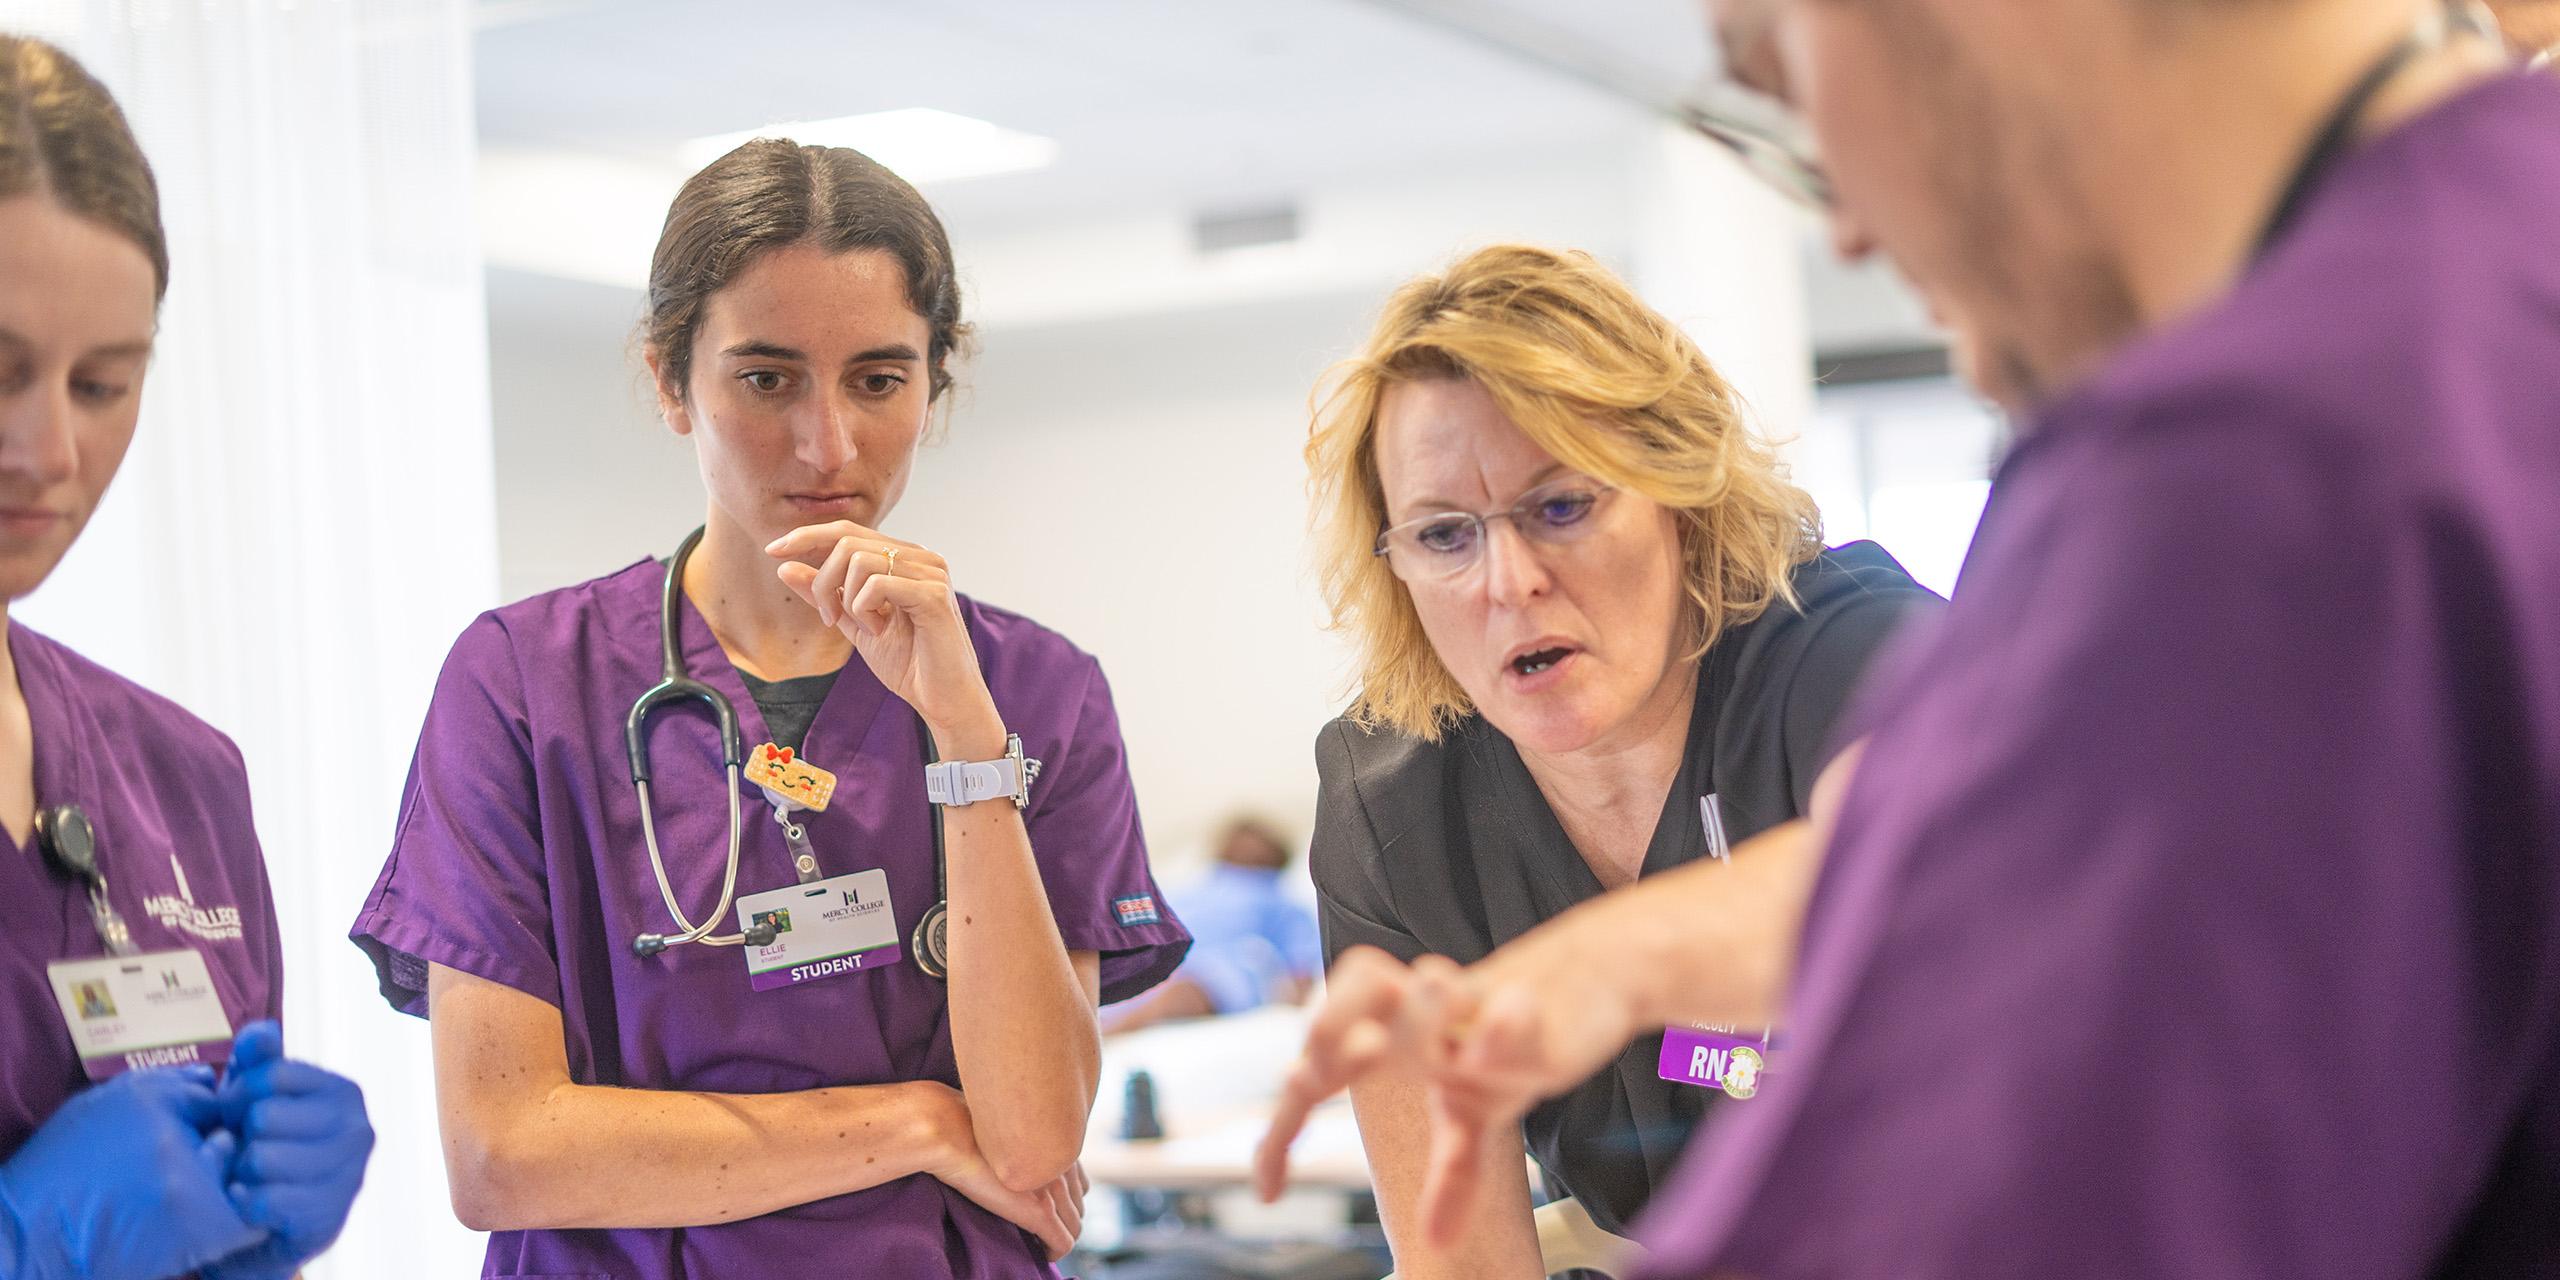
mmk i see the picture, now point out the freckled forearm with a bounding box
[941,799,1098,1187]
[447,1077,949,1231]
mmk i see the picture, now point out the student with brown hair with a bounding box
[350,138,1189,1279]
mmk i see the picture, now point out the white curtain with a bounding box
[9,1,497,1274]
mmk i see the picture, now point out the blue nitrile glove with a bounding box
[0,1064,269,1280]
[202,1022,374,1280]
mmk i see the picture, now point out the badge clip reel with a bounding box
[740,744,840,947]
[37,805,135,956]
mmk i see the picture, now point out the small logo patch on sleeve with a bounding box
[1113,894,1161,927]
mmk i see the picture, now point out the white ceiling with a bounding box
[471,0,1938,355]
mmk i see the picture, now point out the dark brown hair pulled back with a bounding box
[646,139,970,402]
[0,33,168,301]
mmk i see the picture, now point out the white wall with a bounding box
[483,137,1828,874]
[485,268,699,602]
[897,292,1375,866]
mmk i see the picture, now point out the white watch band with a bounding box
[925,757,1019,806]
[924,734,1040,808]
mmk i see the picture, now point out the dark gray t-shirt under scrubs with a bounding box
[1309,542,1937,1236]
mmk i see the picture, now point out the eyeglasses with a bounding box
[1372,480,1618,583]
[1681,0,1832,212]
[1679,83,1832,212]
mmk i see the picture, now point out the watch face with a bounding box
[1006,736,1040,806]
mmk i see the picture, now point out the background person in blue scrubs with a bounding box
[1103,815,1320,1034]
[0,32,370,1280]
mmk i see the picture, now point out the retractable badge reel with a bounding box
[37,805,235,1079]
[37,806,130,954]
[745,743,836,889]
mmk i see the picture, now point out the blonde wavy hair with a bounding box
[1309,244,1823,742]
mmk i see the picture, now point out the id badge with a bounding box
[736,869,904,991]
[1659,1024,1774,1100]
[47,949,235,1080]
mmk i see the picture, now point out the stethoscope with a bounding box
[33,804,139,956]
[625,526,951,979]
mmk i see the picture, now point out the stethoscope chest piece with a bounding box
[913,900,949,979]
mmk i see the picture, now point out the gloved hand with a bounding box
[202,1022,375,1280]
[0,1064,268,1280]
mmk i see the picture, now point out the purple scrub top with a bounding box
[351,560,1189,1280]
[3,622,284,1155]
[1639,75,2560,1279]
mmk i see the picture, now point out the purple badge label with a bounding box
[1113,894,1161,926]
[747,942,904,992]
[1660,1025,1775,1099]
[80,1037,231,1081]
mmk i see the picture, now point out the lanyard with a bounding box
[2253,36,2425,259]
[2254,7,2484,260]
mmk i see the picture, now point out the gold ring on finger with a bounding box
[884,546,899,578]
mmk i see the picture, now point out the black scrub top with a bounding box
[1308,541,1939,1236]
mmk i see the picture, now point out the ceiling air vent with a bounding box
[1193,203,1301,254]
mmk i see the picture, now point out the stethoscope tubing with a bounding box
[627,525,756,957]
[636,769,748,950]
[625,525,951,974]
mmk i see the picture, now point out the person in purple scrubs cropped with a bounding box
[0,33,371,1280]
[350,139,1189,1280]
[1257,2,2560,1278]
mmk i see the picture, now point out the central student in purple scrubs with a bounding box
[351,140,1188,1280]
